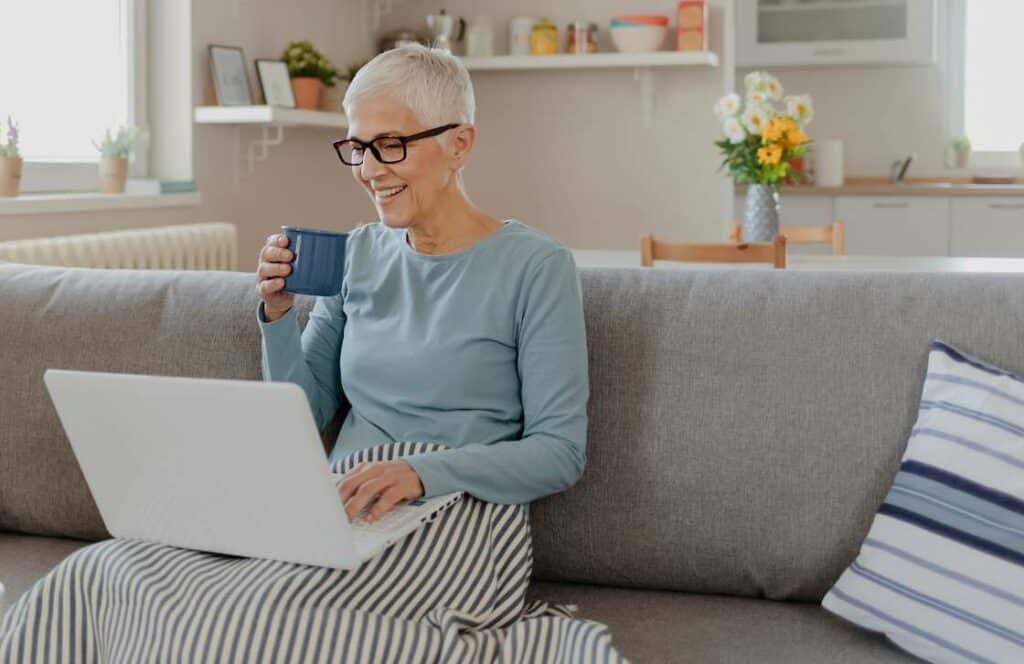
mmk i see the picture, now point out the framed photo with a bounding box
[209,45,252,106]
[255,59,296,108]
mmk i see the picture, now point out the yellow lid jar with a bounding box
[529,18,559,55]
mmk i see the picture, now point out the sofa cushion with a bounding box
[0,534,91,618]
[530,268,1024,600]
[0,263,327,540]
[526,581,916,663]
[823,339,1024,663]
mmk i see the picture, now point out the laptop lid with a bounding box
[43,369,366,570]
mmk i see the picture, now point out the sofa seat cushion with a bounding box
[527,581,918,663]
[0,534,92,618]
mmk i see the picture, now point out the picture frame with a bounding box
[209,45,252,106]
[255,59,296,108]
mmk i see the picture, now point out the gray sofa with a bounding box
[7,261,1024,662]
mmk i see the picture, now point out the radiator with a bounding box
[0,222,238,271]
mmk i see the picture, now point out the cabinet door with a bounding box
[950,198,1024,257]
[734,194,834,254]
[736,0,936,67]
[835,197,950,256]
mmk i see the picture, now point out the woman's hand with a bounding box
[256,233,296,322]
[338,460,425,523]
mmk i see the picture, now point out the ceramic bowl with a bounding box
[610,24,668,53]
[611,14,669,26]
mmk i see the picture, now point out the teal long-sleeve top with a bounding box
[257,219,589,505]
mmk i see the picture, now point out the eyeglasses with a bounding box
[333,123,461,166]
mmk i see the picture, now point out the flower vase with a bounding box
[99,157,128,194]
[741,184,780,242]
[291,77,321,110]
[0,157,22,197]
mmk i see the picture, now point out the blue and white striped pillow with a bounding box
[823,339,1024,664]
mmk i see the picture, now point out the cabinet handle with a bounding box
[872,202,909,209]
[813,48,848,56]
[988,203,1024,210]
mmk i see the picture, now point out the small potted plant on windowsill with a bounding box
[947,135,971,169]
[0,115,22,198]
[282,40,338,111]
[92,125,146,194]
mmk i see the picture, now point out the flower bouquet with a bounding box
[714,72,813,241]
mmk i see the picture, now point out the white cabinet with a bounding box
[736,0,936,67]
[950,198,1024,257]
[836,197,949,256]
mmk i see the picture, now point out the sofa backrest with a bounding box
[5,261,1024,602]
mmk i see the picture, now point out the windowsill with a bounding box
[0,191,201,215]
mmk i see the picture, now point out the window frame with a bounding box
[20,0,148,193]
[944,0,1023,169]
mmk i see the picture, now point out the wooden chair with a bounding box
[640,233,787,269]
[729,220,845,255]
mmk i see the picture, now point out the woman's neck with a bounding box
[405,187,502,255]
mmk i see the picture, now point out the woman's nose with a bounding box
[359,149,387,180]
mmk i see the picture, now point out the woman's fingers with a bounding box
[365,486,408,523]
[343,474,394,521]
[257,261,291,279]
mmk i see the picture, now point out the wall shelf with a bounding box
[193,106,347,192]
[459,51,719,71]
[193,105,347,128]
[460,51,718,129]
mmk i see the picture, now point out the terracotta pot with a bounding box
[99,157,128,194]
[318,82,345,112]
[291,77,321,110]
[0,157,22,197]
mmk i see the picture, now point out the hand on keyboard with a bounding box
[335,460,425,524]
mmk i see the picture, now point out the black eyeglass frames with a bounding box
[333,123,461,166]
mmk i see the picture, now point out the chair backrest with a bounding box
[641,233,787,269]
[729,220,845,256]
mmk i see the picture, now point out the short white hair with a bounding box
[342,44,475,127]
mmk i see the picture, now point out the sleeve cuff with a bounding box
[402,450,458,499]
[257,301,297,329]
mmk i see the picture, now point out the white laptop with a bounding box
[42,369,463,570]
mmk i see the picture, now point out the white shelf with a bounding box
[193,105,347,129]
[460,51,719,71]
[0,191,201,216]
[757,0,903,12]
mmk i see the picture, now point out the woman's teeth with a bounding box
[375,185,407,200]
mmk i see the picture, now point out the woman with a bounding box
[255,44,589,525]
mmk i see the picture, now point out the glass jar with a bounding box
[529,18,559,55]
[567,22,599,54]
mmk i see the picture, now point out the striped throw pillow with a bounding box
[822,339,1024,663]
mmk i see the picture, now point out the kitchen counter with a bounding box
[737,176,1024,197]
[572,250,1024,273]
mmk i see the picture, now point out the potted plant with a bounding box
[715,72,814,242]
[92,125,146,194]
[947,135,971,169]
[321,59,368,112]
[282,40,337,110]
[0,115,22,198]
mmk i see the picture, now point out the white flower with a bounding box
[714,93,741,119]
[741,104,771,135]
[785,94,814,125]
[723,116,745,144]
[763,74,783,101]
[747,89,767,104]
[744,71,765,93]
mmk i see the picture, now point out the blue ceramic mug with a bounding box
[280,225,348,296]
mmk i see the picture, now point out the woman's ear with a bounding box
[449,124,476,170]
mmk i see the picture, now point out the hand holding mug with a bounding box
[256,233,295,322]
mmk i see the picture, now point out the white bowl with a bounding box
[610,25,668,53]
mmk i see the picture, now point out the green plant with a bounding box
[92,125,145,159]
[282,40,338,86]
[949,135,971,152]
[0,115,20,159]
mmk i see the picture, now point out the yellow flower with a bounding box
[757,144,783,166]
[786,126,809,148]
[762,117,786,143]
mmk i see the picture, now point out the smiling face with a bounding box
[346,95,458,229]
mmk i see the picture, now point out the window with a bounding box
[0,0,147,192]
[946,1,1024,168]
